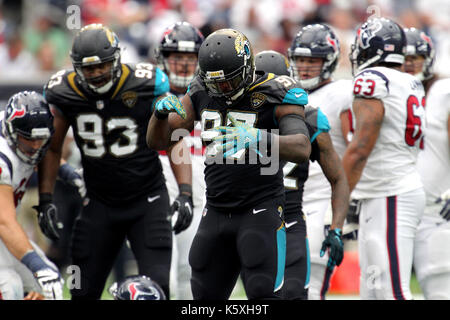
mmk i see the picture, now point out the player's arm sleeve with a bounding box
[153,67,170,97]
[0,158,12,186]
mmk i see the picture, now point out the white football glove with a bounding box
[437,189,450,221]
[34,268,64,300]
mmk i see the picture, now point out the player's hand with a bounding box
[58,163,86,198]
[212,114,262,158]
[21,251,64,300]
[320,228,344,270]
[437,189,450,221]
[154,95,186,119]
[33,193,63,241]
[24,291,45,300]
[170,184,194,234]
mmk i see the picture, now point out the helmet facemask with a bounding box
[73,51,121,94]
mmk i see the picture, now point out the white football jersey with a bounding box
[351,67,425,199]
[0,111,35,208]
[303,79,353,202]
[416,78,450,210]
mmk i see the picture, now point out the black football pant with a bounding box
[69,188,172,300]
[189,196,286,300]
[283,209,309,300]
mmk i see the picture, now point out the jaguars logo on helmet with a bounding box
[198,29,256,105]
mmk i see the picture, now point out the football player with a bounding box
[343,18,426,300]
[155,21,205,300]
[404,28,450,299]
[147,29,311,299]
[37,24,191,299]
[0,91,63,300]
[255,50,349,300]
[287,24,352,300]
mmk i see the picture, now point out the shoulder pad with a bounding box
[44,69,87,105]
[119,63,169,98]
[249,74,308,106]
[353,68,389,100]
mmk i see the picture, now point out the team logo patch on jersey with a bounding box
[121,91,138,108]
[96,100,104,110]
[250,92,267,109]
[278,206,283,217]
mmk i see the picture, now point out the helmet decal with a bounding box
[358,20,382,49]
[235,33,251,59]
[6,103,26,122]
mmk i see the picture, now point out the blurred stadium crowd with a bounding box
[0,0,449,85]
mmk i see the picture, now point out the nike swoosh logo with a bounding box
[253,208,266,214]
[285,221,298,229]
[147,195,161,203]
[294,93,304,98]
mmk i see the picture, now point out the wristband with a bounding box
[39,193,53,205]
[178,184,192,197]
[21,250,48,274]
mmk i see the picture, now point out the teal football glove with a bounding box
[154,95,186,119]
[212,114,262,158]
[320,228,344,271]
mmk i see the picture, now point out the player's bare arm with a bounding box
[316,131,349,230]
[146,94,195,151]
[342,97,384,192]
[167,140,192,186]
[0,185,34,260]
[38,106,70,194]
[275,104,311,163]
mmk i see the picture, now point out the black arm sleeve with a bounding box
[278,113,310,140]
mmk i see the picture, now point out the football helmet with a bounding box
[198,29,255,104]
[70,24,121,94]
[350,17,406,75]
[255,50,290,76]
[108,275,166,300]
[2,91,54,165]
[156,21,204,89]
[404,28,435,81]
[288,24,340,90]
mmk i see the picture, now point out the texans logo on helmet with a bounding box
[7,104,26,122]
[127,282,160,300]
[357,20,382,49]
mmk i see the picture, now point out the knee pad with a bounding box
[0,268,24,300]
[244,274,275,299]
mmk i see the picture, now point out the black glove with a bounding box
[32,193,63,241]
[170,184,193,235]
[320,228,344,271]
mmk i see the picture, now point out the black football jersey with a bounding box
[188,72,308,209]
[44,63,170,206]
[284,106,330,215]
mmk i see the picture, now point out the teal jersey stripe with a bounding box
[274,226,286,292]
[310,107,330,142]
[154,67,170,97]
[305,237,311,289]
[282,88,308,106]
